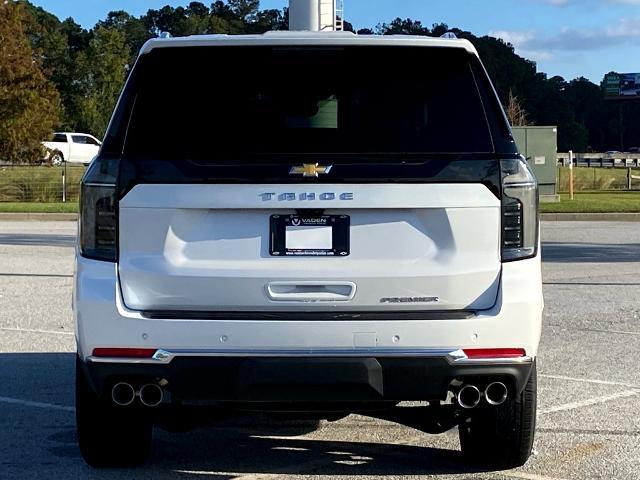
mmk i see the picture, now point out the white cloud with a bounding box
[490,16,640,57]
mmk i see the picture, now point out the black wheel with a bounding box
[458,362,537,469]
[75,356,152,467]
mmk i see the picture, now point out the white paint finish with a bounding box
[42,132,100,164]
[139,32,478,56]
[74,253,543,358]
[118,191,501,311]
[119,183,500,210]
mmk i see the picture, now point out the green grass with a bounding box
[0,202,78,213]
[557,166,640,191]
[541,191,640,213]
[0,165,85,203]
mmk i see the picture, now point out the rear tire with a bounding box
[458,361,537,469]
[75,356,153,467]
[50,151,64,165]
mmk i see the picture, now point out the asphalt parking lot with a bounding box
[0,220,638,479]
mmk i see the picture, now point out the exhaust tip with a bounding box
[111,382,135,406]
[139,383,164,407]
[457,384,481,409]
[485,382,508,406]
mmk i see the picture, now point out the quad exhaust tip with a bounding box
[457,384,481,409]
[111,382,135,406]
[139,383,164,407]
[484,381,508,406]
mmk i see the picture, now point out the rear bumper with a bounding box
[81,354,534,404]
[74,252,543,405]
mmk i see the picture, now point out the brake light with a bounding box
[79,157,118,261]
[463,348,527,359]
[92,348,157,358]
[500,157,539,261]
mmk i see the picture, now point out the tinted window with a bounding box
[72,135,87,144]
[53,133,67,143]
[124,46,494,161]
[85,137,101,146]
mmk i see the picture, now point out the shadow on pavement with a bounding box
[0,233,75,247]
[0,352,498,479]
[542,242,640,263]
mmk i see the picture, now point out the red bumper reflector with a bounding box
[463,348,526,359]
[92,348,157,358]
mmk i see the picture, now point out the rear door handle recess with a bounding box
[266,282,356,302]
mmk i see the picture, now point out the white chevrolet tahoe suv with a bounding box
[74,32,542,469]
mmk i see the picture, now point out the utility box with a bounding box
[512,126,559,202]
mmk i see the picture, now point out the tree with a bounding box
[0,1,61,163]
[75,26,130,138]
[377,18,430,36]
[506,91,530,127]
[228,0,260,23]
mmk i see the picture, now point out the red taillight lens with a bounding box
[463,348,527,359]
[92,348,157,358]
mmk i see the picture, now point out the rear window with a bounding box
[123,46,495,161]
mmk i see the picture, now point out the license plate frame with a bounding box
[270,214,350,257]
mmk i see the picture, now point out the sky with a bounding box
[30,0,640,83]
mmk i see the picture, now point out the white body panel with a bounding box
[74,253,543,359]
[118,184,501,312]
[139,32,478,56]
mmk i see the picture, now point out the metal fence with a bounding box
[557,166,640,192]
[0,164,86,203]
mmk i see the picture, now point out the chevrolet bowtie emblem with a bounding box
[289,163,333,177]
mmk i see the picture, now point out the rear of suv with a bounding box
[74,32,542,469]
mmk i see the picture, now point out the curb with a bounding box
[541,213,640,222]
[0,213,77,221]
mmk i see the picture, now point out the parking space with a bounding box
[0,220,638,479]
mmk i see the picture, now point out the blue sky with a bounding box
[31,0,640,82]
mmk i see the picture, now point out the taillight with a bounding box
[500,157,539,262]
[92,348,156,358]
[463,348,527,359]
[79,157,119,262]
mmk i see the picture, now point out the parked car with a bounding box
[42,132,101,165]
[75,32,542,469]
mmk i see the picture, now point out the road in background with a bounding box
[0,220,638,479]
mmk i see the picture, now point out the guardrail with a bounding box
[557,153,640,168]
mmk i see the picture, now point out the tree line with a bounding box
[1,0,639,163]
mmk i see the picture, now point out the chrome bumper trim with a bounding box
[87,348,533,365]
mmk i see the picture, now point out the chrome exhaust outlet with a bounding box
[484,382,508,406]
[111,382,135,406]
[139,383,164,407]
[457,384,481,409]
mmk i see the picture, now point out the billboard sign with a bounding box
[603,72,640,99]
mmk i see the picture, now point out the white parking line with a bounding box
[0,395,75,413]
[499,473,567,480]
[539,389,640,415]
[0,326,74,336]
[540,373,640,389]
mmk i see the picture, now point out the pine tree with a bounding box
[0,0,61,163]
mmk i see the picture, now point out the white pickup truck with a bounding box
[42,132,101,165]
